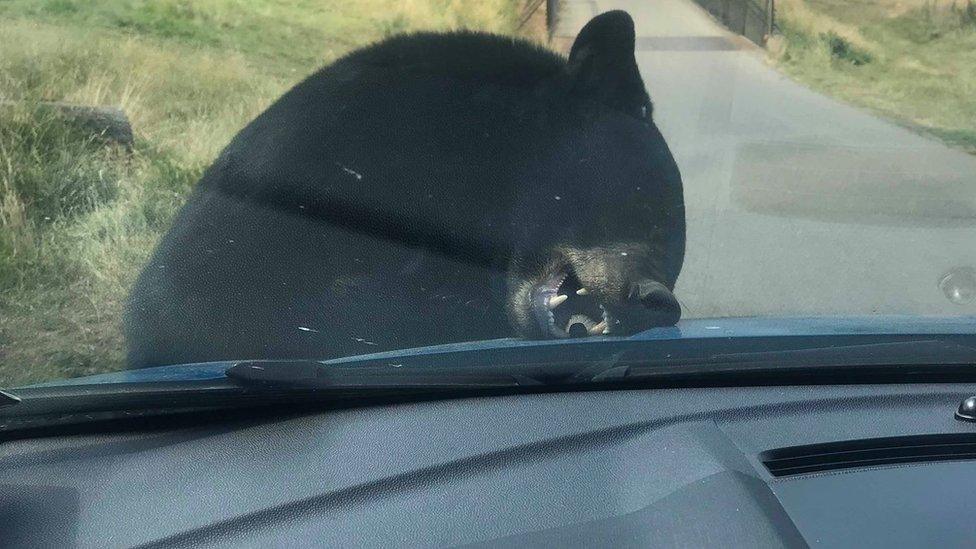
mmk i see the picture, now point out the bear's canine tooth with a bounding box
[576,288,589,296]
[589,320,608,335]
[548,294,569,309]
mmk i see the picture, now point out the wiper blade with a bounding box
[225,360,542,389]
[228,338,976,388]
[602,339,976,381]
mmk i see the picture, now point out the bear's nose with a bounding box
[631,279,680,322]
[641,285,678,311]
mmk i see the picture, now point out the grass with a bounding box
[769,0,976,154]
[0,0,547,386]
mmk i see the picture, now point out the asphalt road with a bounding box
[554,0,976,319]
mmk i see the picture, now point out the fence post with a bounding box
[765,0,775,41]
[545,0,551,36]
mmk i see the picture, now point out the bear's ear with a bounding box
[567,10,651,119]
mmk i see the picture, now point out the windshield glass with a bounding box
[2,0,975,388]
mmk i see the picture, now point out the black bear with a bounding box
[124,10,686,368]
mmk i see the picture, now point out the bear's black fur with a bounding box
[124,10,686,368]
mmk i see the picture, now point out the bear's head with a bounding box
[506,10,686,339]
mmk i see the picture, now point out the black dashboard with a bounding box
[3,383,976,547]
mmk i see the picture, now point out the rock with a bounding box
[1,100,134,149]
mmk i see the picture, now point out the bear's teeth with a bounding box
[548,294,568,309]
[589,320,608,335]
[576,288,589,296]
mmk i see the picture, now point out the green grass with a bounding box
[0,0,545,386]
[770,0,976,154]
[0,0,534,76]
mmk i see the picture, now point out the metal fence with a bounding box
[546,0,557,38]
[694,0,775,46]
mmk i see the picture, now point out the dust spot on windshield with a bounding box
[336,162,363,180]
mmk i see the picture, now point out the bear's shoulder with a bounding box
[329,31,567,89]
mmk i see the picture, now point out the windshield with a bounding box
[1,0,975,389]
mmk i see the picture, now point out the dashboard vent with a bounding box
[761,434,976,477]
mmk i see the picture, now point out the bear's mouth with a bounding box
[530,271,611,339]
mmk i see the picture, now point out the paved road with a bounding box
[554,0,976,319]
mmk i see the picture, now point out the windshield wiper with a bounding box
[590,339,976,382]
[225,360,542,389]
[226,339,976,388]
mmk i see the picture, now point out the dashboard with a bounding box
[3,383,976,547]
